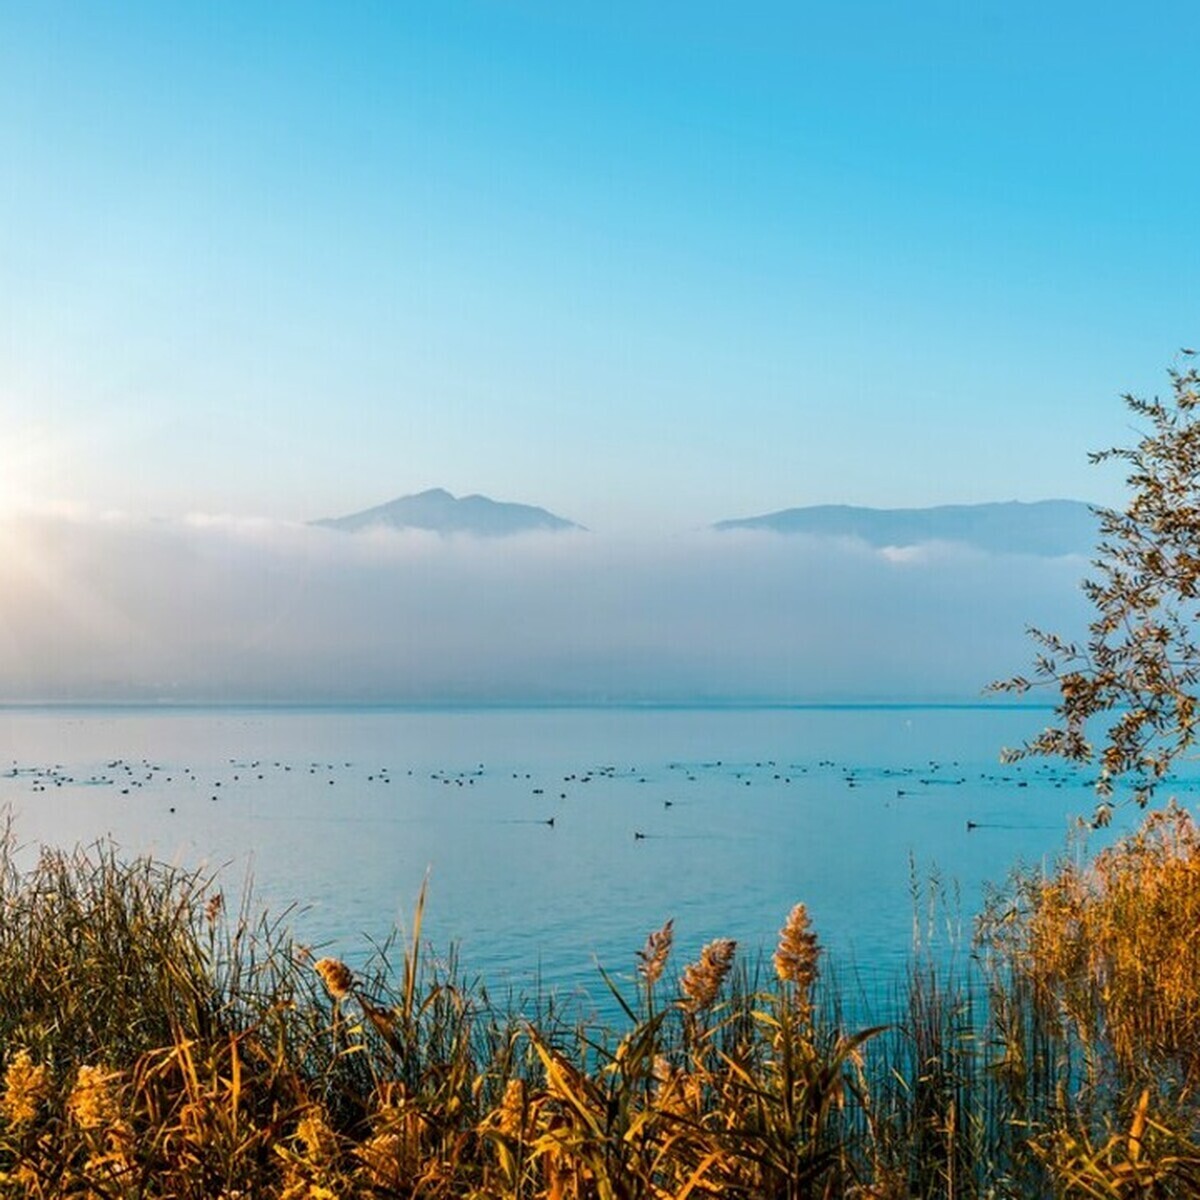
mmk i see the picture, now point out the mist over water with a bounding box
[0,511,1089,705]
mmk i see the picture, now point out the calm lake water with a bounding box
[0,704,1175,1015]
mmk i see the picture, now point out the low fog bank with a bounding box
[0,513,1091,704]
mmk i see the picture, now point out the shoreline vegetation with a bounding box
[3,808,1200,1197]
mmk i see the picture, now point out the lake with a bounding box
[0,704,1164,1016]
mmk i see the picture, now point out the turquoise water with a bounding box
[0,704,1172,1013]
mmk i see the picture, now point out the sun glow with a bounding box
[0,424,95,696]
[0,502,116,703]
[0,425,70,516]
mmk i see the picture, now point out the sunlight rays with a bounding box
[0,513,167,699]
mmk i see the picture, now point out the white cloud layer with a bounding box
[0,513,1091,703]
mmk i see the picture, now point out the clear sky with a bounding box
[2,2,1198,533]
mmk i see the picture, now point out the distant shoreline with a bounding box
[0,699,1057,714]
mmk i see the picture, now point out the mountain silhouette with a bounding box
[713,499,1098,557]
[314,488,583,536]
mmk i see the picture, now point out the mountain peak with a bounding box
[313,489,583,537]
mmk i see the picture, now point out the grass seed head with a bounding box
[637,918,674,987]
[775,903,821,992]
[313,956,354,1000]
[497,1077,525,1139]
[0,1049,49,1127]
[680,937,737,1013]
[67,1065,122,1131]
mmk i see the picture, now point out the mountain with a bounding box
[313,488,584,536]
[713,499,1099,557]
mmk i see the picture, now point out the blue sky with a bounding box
[2,2,1198,533]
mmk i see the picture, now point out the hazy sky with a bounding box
[0,5,1194,703]
[3,3,1198,532]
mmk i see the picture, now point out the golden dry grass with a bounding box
[3,806,1200,1197]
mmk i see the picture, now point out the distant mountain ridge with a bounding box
[714,499,1099,557]
[314,488,583,536]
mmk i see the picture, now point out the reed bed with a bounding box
[3,807,1200,1197]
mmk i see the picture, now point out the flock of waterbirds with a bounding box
[1,750,1159,837]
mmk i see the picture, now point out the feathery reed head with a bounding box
[774,903,821,991]
[637,918,674,987]
[496,1077,525,1140]
[679,937,737,1013]
[0,1049,49,1127]
[313,957,354,1000]
[67,1065,122,1131]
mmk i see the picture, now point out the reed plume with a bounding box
[313,956,354,1001]
[0,1049,49,1127]
[66,1065,122,1131]
[775,902,821,1021]
[679,937,737,1013]
[637,917,674,988]
[496,1077,526,1140]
